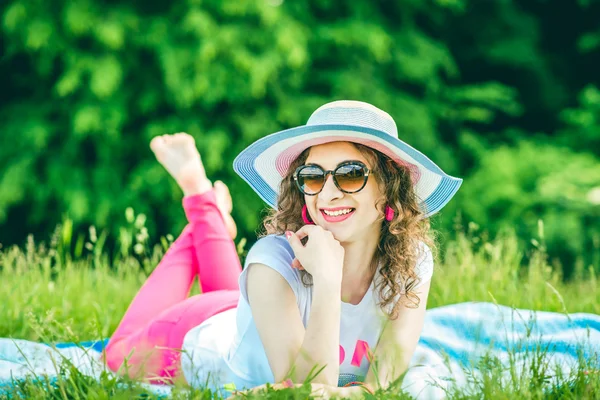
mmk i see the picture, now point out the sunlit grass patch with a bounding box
[0,216,598,398]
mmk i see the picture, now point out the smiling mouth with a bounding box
[321,208,355,216]
[319,208,356,223]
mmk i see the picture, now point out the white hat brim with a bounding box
[234,124,462,217]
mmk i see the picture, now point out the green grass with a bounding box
[0,216,598,399]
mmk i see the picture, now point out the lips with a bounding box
[319,207,356,223]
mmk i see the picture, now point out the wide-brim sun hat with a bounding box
[233,100,462,218]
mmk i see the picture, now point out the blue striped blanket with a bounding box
[1,302,598,398]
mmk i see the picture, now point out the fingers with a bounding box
[286,225,334,257]
[286,225,341,278]
[286,225,320,258]
[293,224,323,240]
[286,230,304,257]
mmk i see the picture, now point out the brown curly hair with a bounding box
[261,142,436,320]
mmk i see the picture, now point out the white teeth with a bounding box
[323,208,353,216]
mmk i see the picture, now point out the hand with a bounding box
[285,225,344,285]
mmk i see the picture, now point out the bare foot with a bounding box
[150,133,238,240]
[150,133,212,196]
[214,180,238,240]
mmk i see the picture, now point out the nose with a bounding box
[318,174,343,202]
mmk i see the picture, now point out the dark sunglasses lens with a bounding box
[297,166,325,194]
[335,164,367,192]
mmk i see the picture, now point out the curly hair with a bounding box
[261,142,436,320]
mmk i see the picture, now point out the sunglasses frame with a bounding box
[293,160,371,195]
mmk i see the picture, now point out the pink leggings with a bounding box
[104,190,242,383]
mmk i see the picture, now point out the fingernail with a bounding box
[285,231,292,239]
[283,379,294,388]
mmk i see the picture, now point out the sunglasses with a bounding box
[293,161,370,195]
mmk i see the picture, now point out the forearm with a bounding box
[364,350,410,391]
[364,319,416,391]
[288,280,341,385]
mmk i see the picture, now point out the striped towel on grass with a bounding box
[1,302,598,399]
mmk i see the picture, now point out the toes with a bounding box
[151,133,194,151]
[215,180,231,196]
[214,180,225,190]
[214,180,233,208]
[150,136,166,152]
[225,215,238,240]
[169,132,195,146]
[214,180,226,199]
[181,133,195,145]
[213,181,231,200]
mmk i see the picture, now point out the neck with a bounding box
[339,229,381,304]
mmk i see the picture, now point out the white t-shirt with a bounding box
[181,235,433,397]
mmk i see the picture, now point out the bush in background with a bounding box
[1,0,599,274]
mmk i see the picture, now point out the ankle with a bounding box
[181,179,213,197]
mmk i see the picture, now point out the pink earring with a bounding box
[385,205,395,222]
[302,205,315,225]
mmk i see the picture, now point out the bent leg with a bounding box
[183,190,242,293]
[148,133,241,293]
[105,290,240,382]
[108,224,198,346]
[106,190,242,376]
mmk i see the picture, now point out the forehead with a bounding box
[305,142,368,168]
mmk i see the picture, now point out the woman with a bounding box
[104,101,462,398]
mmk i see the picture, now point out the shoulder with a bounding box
[410,241,434,289]
[373,241,434,291]
[240,234,303,304]
[414,241,434,278]
[249,234,292,252]
[245,234,294,267]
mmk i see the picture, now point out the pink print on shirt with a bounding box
[339,340,374,366]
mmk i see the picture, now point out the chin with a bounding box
[329,230,348,242]
[323,218,380,244]
[320,224,353,243]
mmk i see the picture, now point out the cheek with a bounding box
[361,181,384,211]
[355,193,383,219]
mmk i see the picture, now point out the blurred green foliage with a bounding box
[0,0,599,275]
